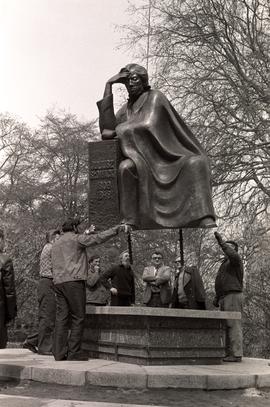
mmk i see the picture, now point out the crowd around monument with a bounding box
[0,63,244,365]
[0,221,243,363]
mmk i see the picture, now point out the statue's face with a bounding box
[126,72,144,98]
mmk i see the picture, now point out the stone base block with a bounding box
[83,307,241,366]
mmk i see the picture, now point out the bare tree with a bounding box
[121,0,270,222]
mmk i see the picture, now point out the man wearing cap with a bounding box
[213,231,244,363]
[0,229,17,348]
[23,229,60,354]
[171,258,206,310]
[142,251,172,307]
[51,219,125,361]
[100,250,135,306]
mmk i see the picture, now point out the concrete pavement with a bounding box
[0,394,168,407]
[0,349,270,390]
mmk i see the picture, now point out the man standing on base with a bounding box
[51,219,125,361]
[142,251,172,308]
[23,229,60,354]
[171,260,206,310]
[0,229,17,348]
[100,251,135,306]
[213,231,244,362]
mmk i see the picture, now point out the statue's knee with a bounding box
[186,155,208,172]
[119,159,136,176]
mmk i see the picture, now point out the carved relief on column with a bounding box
[88,139,122,228]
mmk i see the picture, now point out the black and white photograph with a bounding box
[0,0,269,406]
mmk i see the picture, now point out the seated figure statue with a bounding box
[97,63,216,229]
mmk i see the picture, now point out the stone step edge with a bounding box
[0,362,270,390]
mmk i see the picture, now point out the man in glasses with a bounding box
[142,250,172,307]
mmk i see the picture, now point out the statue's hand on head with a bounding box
[103,70,129,99]
[107,70,129,85]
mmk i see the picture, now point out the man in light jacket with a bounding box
[51,219,126,361]
[142,250,171,307]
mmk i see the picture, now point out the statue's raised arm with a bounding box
[97,63,216,230]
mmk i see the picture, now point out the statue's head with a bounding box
[120,63,150,98]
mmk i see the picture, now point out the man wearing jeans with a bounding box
[51,219,124,361]
[23,229,60,354]
[213,231,244,362]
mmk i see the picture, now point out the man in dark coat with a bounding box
[100,251,135,306]
[0,229,17,348]
[171,259,206,310]
[213,231,244,362]
[97,63,216,229]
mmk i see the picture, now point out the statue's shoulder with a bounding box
[116,102,128,124]
[148,89,169,105]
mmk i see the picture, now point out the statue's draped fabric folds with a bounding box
[97,64,216,229]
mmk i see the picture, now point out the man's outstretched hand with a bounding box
[214,231,222,242]
[118,224,132,234]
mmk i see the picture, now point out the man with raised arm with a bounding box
[213,231,244,362]
[51,219,127,361]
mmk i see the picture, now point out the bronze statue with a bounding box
[97,63,216,229]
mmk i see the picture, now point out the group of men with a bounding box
[0,221,243,364]
[22,220,128,361]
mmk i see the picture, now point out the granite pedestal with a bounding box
[82,306,241,365]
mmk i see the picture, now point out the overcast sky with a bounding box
[0,0,143,127]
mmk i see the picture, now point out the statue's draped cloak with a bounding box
[97,89,215,229]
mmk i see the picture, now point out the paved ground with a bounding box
[1,349,270,406]
[1,349,270,391]
[1,381,270,406]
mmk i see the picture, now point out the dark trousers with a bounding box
[26,277,56,353]
[53,281,86,361]
[174,301,189,309]
[0,316,7,349]
[147,292,169,308]
[111,295,132,306]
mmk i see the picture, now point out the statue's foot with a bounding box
[121,219,136,228]
[199,217,217,228]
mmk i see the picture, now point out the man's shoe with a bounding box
[223,355,242,362]
[38,351,52,356]
[22,342,38,354]
[67,351,89,361]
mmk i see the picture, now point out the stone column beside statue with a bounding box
[88,139,122,228]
